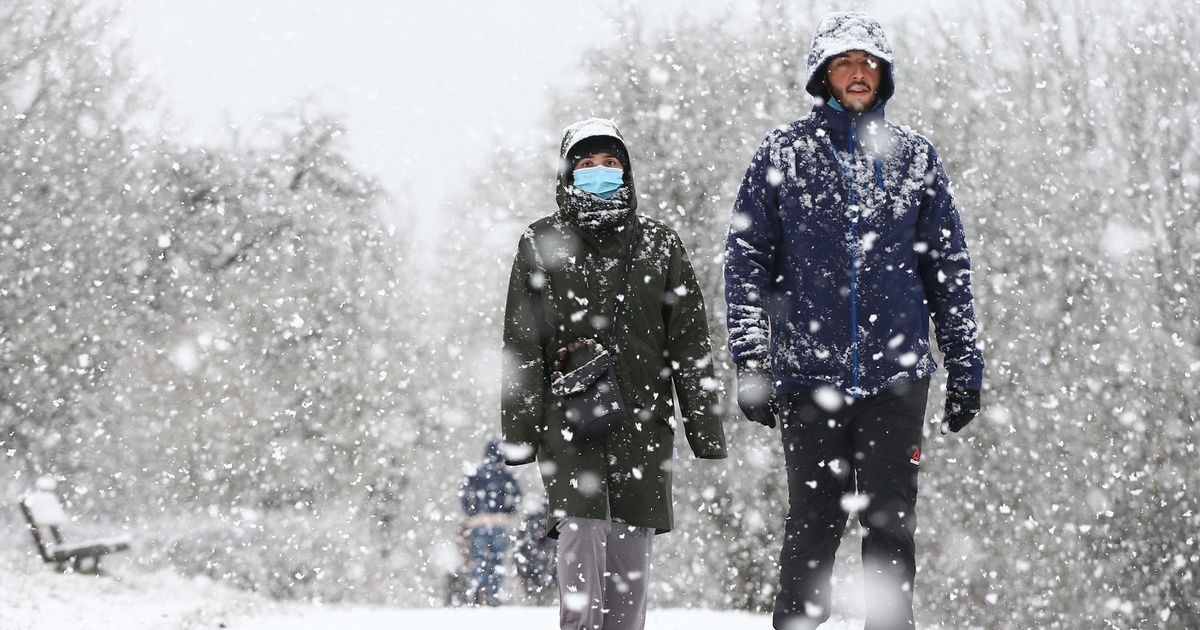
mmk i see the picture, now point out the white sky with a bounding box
[118,3,681,225]
[117,2,913,234]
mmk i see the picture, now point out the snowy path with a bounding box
[2,558,872,630]
[224,606,794,629]
[1,545,883,630]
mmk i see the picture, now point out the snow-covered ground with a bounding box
[224,606,790,630]
[3,562,258,630]
[2,550,877,630]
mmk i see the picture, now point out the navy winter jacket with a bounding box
[460,439,522,517]
[724,102,984,396]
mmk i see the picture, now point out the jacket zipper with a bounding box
[847,121,861,397]
[823,120,865,398]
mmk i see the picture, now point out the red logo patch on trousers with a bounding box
[909,448,921,465]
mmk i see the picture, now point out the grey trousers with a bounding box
[556,515,655,630]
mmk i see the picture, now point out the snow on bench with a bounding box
[19,486,131,574]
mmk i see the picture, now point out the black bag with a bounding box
[538,222,641,441]
[550,339,626,439]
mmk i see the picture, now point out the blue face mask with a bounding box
[572,166,625,199]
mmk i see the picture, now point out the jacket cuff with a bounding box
[500,440,537,466]
[735,359,771,377]
[946,366,984,391]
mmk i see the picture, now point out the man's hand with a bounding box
[941,388,981,434]
[736,362,778,429]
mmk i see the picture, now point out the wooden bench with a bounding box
[19,490,131,573]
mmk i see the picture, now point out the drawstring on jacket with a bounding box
[873,149,884,190]
[821,115,886,398]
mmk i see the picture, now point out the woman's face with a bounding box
[574,152,624,171]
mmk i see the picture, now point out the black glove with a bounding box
[942,388,981,434]
[736,362,778,429]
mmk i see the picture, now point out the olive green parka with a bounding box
[500,118,727,537]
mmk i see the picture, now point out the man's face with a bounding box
[826,50,883,112]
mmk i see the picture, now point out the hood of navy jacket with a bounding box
[805,11,896,105]
[483,438,503,465]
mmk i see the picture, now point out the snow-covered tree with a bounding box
[0,0,153,479]
[2,0,423,602]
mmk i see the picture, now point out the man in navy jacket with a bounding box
[724,12,985,630]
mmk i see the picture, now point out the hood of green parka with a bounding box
[555,117,638,216]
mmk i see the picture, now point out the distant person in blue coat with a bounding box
[459,438,523,606]
[724,12,985,630]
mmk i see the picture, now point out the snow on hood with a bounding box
[483,438,504,464]
[805,11,895,104]
[555,117,637,213]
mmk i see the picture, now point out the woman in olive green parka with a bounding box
[501,117,726,629]
[501,117,727,534]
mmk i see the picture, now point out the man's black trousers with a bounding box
[773,377,930,630]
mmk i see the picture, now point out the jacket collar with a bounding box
[813,100,888,150]
[556,204,639,253]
